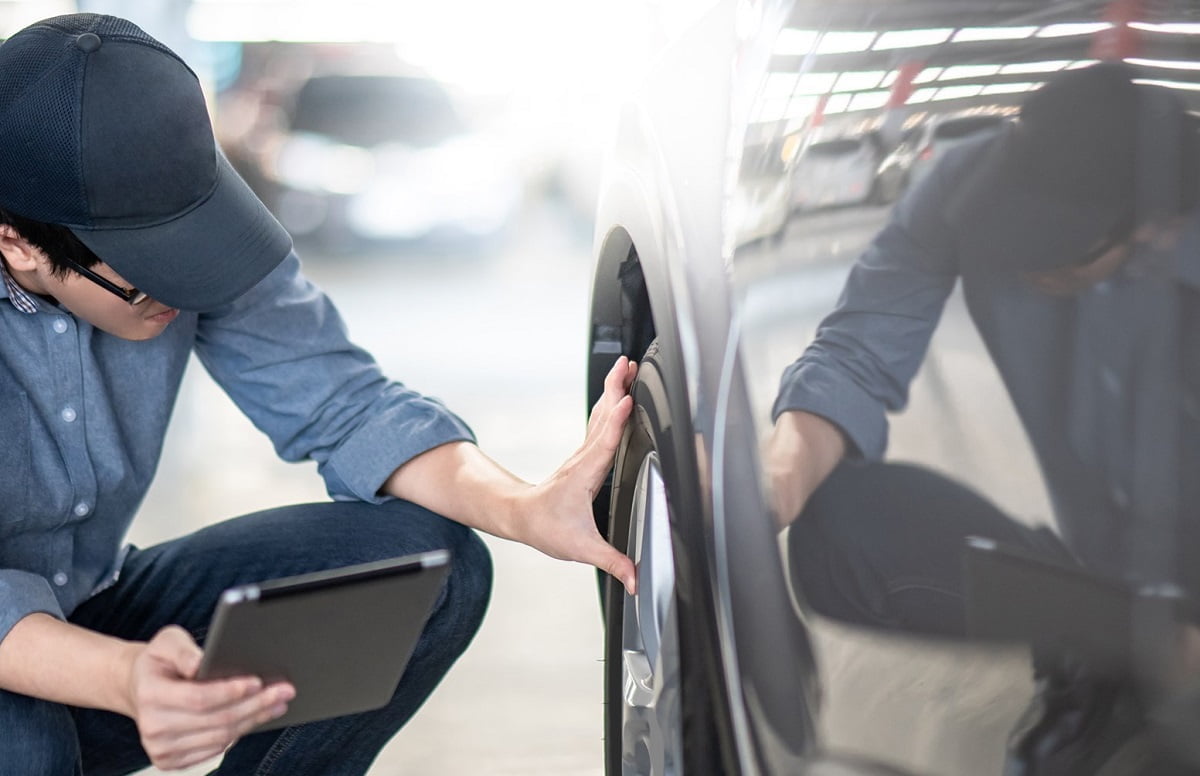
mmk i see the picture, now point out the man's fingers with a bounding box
[186,675,273,714]
[150,626,204,679]
[592,540,637,597]
[589,357,638,436]
[604,356,637,396]
[144,682,293,769]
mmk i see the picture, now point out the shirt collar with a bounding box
[0,259,40,314]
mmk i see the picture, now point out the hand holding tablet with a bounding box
[196,550,450,731]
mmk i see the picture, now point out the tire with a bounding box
[604,339,686,775]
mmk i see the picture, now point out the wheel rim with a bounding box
[621,452,682,775]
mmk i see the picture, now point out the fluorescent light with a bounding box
[953,26,1037,42]
[833,70,887,92]
[1065,60,1099,70]
[816,31,877,55]
[873,28,953,50]
[905,87,938,105]
[1000,60,1071,75]
[1036,23,1112,39]
[1128,22,1200,35]
[939,64,1002,81]
[981,82,1041,95]
[848,90,892,111]
[911,67,943,84]
[1126,57,1200,71]
[775,28,820,55]
[795,72,838,95]
[823,93,852,114]
[933,85,984,101]
[1134,78,1200,92]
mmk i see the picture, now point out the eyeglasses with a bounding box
[59,256,150,306]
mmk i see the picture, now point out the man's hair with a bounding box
[0,208,102,278]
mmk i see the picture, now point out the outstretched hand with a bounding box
[513,356,639,594]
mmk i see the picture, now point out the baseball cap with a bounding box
[0,14,292,310]
[948,63,1194,274]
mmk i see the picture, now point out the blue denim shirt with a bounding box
[773,135,1200,576]
[0,252,473,644]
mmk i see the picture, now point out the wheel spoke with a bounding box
[620,452,683,775]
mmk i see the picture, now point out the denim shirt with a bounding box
[773,138,1200,577]
[0,251,474,644]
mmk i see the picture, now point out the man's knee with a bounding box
[0,691,81,775]
[439,525,493,649]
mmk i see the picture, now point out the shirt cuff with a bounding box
[0,570,65,647]
[321,391,476,503]
[771,358,889,461]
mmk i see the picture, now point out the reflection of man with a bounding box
[767,63,1198,773]
[0,14,636,773]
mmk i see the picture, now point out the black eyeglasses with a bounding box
[59,256,150,306]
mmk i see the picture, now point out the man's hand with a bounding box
[125,626,294,770]
[509,356,639,594]
[764,410,846,530]
[382,357,640,595]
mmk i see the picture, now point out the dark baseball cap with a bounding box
[948,62,1196,274]
[0,14,292,310]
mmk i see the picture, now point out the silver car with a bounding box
[587,1,1200,774]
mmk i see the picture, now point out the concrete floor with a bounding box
[131,201,608,774]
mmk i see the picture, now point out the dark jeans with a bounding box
[0,500,493,776]
[788,461,1072,639]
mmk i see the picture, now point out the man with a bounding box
[0,13,637,775]
[767,62,1199,773]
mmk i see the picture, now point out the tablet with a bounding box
[196,549,450,731]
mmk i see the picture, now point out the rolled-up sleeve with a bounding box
[194,252,475,502]
[0,570,64,647]
[772,160,962,461]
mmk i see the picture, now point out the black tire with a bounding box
[604,338,732,775]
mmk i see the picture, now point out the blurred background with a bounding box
[0,0,704,773]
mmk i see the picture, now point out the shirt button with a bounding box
[52,572,68,587]
[52,319,68,334]
[73,502,91,517]
[61,407,77,423]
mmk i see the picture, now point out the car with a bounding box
[587,1,1200,775]
[733,139,793,247]
[223,72,523,250]
[875,112,1010,202]
[789,132,883,211]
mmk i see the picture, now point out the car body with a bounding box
[587,2,1200,775]
[790,132,883,211]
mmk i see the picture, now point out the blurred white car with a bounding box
[790,133,882,211]
[733,140,792,247]
[875,112,1009,202]
[240,74,524,248]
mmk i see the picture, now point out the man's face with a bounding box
[2,230,179,340]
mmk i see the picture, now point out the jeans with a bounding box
[788,461,1073,639]
[0,500,493,776]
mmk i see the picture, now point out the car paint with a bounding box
[589,1,1200,774]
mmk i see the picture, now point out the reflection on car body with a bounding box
[587,1,1200,775]
[790,133,883,212]
[875,111,1010,202]
[735,140,793,248]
